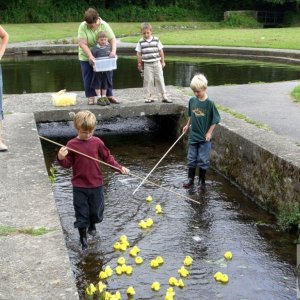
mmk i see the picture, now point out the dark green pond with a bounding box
[3,55,300,94]
[39,117,297,300]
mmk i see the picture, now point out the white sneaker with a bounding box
[0,142,8,152]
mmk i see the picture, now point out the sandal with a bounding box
[88,97,94,105]
[107,96,120,104]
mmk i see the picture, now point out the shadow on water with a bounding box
[3,56,300,94]
[39,117,297,300]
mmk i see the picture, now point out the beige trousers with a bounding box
[143,60,166,98]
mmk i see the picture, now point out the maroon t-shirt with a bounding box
[58,136,122,188]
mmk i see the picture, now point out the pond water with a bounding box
[39,118,297,300]
[3,55,300,94]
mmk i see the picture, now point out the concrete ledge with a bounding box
[6,42,300,64]
[0,113,78,300]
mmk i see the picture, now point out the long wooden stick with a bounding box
[132,131,185,195]
[39,135,200,204]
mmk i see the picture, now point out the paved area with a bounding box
[0,41,299,299]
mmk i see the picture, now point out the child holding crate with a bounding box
[90,31,114,106]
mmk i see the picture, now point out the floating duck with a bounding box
[221,273,229,283]
[150,259,159,268]
[126,286,136,296]
[86,283,97,296]
[115,265,123,275]
[169,277,178,286]
[102,291,112,300]
[119,235,130,247]
[146,218,154,227]
[178,266,189,278]
[99,270,108,280]
[156,256,164,265]
[97,281,107,293]
[183,255,193,267]
[129,245,140,257]
[214,271,229,283]
[104,265,113,277]
[165,287,176,300]
[139,220,148,229]
[121,264,128,273]
[177,279,185,288]
[151,281,160,291]
[125,265,133,275]
[146,195,153,202]
[155,204,163,214]
[117,256,126,265]
[110,291,121,300]
[135,256,144,265]
[224,251,233,260]
[113,242,122,251]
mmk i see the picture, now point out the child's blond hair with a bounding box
[190,74,208,91]
[74,110,96,132]
[97,31,108,39]
[141,22,152,32]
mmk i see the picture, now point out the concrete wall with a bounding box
[212,112,300,217]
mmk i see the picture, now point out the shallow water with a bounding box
[39,118,297,300]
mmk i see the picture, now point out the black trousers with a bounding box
[73,186,104,228]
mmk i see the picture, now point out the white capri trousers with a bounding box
[143,60,166,98]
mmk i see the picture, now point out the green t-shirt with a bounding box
[77,18,115,61]
[188,96,220,144]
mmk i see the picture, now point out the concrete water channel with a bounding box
[0,42,300,299]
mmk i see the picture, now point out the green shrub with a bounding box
[291,85,300,103]
[283,11,300,27]
[277,201,300,232]
[223,13,262,28]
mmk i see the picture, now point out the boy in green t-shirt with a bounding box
[182,74,221,189]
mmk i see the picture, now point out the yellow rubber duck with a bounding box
[146,218,154,227]
[104,265,113,277]
[121,264,127,273]
[183,255,193,267]
[129,245,140,257]
[151,281,161,291]
[86,283,97,296]
[103,291,112,300]
[214,271,223,281]
[169,277,178,286]
[165,287,176,300]
[110,291,121,300]
[135,256,144,265]
[178,266,189,278]
[139,220,148,229]
[146,195,153,202]
[155,204,163,214]
[125,265,133,275]
[115,265,123,275]
[224,251,233,260]
[99,270,108,280]
[113,242,122,251]
[117,256,126,265]
[156,256,164,265]
[97,281,107,293]
[220,273,229,283]
[150,259,159,268]
[177,279,185,288]
[126,286,136,296]
[119,235,130,247]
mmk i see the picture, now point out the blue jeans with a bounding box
[187,142,211,170]
[0,65,3,120]
[80,61,113,98]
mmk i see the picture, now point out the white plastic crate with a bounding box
[95,57,117,72]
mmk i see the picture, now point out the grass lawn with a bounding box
[4,22,300,50]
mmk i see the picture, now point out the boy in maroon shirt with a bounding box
[58,110,130,250]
